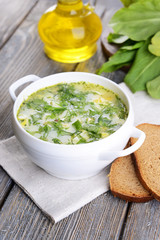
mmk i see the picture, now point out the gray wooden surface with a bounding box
[0,0,160,239]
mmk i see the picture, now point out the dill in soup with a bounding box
[17,82,128,144]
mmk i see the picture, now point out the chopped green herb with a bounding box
[72,120,82,131]
[77,138,87,144]
[52,138,62,144]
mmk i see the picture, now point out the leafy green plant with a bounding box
[98,0,160,98]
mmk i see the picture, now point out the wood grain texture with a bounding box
[0,185,128,240]
[0,0,39,48]
[122,201,160,240]
[0,167,13,208]
[0,185,63,240]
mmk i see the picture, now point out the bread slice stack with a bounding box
[109,123,160,202]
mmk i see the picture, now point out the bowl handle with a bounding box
[9,75,40,102]
[100,127,145,161]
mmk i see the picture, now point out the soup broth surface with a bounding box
[17,82,128,144]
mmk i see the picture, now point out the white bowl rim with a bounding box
[12,72,133,149]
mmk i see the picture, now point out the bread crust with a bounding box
[110,190,153,203]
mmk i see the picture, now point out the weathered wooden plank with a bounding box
[56,192,128,240]
[121,200,160,240]
[0,185,50,240]
[0,0,76,140]
[0,167,13,208]
[0,185,128,240]
[0,0,39,48]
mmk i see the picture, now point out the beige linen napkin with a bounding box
[0,83,160,222]
[0,138,109,222]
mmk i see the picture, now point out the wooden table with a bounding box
[0,0,160,239]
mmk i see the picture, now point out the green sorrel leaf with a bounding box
[97,49,136,75]
[120,41,144,50]
[148,31,160,56]
[124,39,160,92]
[108,33,128,44]
[146,75,160,99]
[110,0,160,41]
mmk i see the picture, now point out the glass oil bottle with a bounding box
[38,0,102,63]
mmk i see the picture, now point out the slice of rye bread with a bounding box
[109,153,153,202]
[131,123,160,201]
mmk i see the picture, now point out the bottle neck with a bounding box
[57,0,83,11]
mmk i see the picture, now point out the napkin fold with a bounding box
[0,83,160,222]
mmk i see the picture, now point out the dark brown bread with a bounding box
[131,123,160,201]
[109,153,153,202]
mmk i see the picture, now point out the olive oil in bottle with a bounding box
[38,0,102,63]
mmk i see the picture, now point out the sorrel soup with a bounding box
[17,82,128,144]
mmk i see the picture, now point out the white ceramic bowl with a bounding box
[9,72,145,180]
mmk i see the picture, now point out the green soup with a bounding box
[17,82,128,144]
